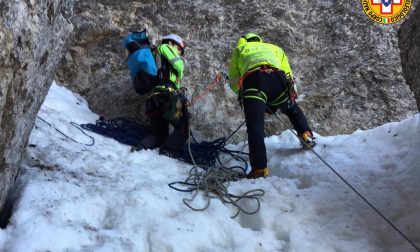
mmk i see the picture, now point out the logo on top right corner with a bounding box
[361,0,412,24]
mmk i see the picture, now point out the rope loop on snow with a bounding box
[180,165,265,218]
[170,122,266,218]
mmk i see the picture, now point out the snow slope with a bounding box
[0,82,419,252]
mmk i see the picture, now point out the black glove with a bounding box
[177,87,190,106]
[179,86,188,95]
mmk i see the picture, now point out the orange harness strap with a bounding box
[237,65,281,91]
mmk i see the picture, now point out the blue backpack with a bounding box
[123,29,158,94]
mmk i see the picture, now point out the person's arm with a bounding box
[228,48,240,94]
[279,48,298,102]
[158,44,184,80]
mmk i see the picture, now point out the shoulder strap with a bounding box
[152,46,162,70]
[153,46,174,81]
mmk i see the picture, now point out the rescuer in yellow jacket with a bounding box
[228,33,315,179]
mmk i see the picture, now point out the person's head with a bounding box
[162,34,185,56]
[242,33,263,43]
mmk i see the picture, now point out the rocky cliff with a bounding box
[57,0,417,141]
[0,0,418,218]
[0,0,74,210]
[399,5,420,111]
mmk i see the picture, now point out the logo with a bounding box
[361,0,412,24]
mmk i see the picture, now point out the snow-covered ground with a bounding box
[0,82,419,252]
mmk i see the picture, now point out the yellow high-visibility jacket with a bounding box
[228,39,293,94]
[156,43,184,89]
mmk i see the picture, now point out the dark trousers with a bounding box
[242,70,311,169]
[145,91,189,153]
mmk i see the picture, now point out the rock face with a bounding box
[399,6,420,111]
[57,0,417,141]
[0,0,74,210]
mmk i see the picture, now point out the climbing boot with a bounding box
[299,131,316,149]
[246,168,269,179]
[159,147,177,158]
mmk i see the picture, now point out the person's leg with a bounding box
[146,94,169,147]
[159,114,189,155]
[278,100,315,148]
[243,98,268,174]
[150,114,169,146]
[159,93,190,155]
[241,71,271,178]
[265,71,312,136]
[278,100,311,135]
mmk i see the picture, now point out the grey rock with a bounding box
[0,0,74,210]
[57,0,417,143]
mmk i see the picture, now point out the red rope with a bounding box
[189,73,224,107]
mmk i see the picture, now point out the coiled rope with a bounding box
[169,121,266,218]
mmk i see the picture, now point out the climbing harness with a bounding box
[237,66,289,107]
[241,88,268,104]
[266,106,420,252]
[237,65,281,91]
[147,85,176,99]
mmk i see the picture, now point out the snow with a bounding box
[0,81,419,252]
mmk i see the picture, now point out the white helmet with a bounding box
[161,34,185,49]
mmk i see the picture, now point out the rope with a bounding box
[35,116,95,146]
[170,121,266,218]
[78,115,244,167]
[80,117,150,148]
[188,72,226,106]
[181,166,264,218]
[267,107,420,252]
[37,113,264,217]
[173,121,248,167]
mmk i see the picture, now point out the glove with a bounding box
[177,87,190,106]
[220,71,229,80]
[179,86,188,95]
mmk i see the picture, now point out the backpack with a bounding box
[123,29,158,94]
